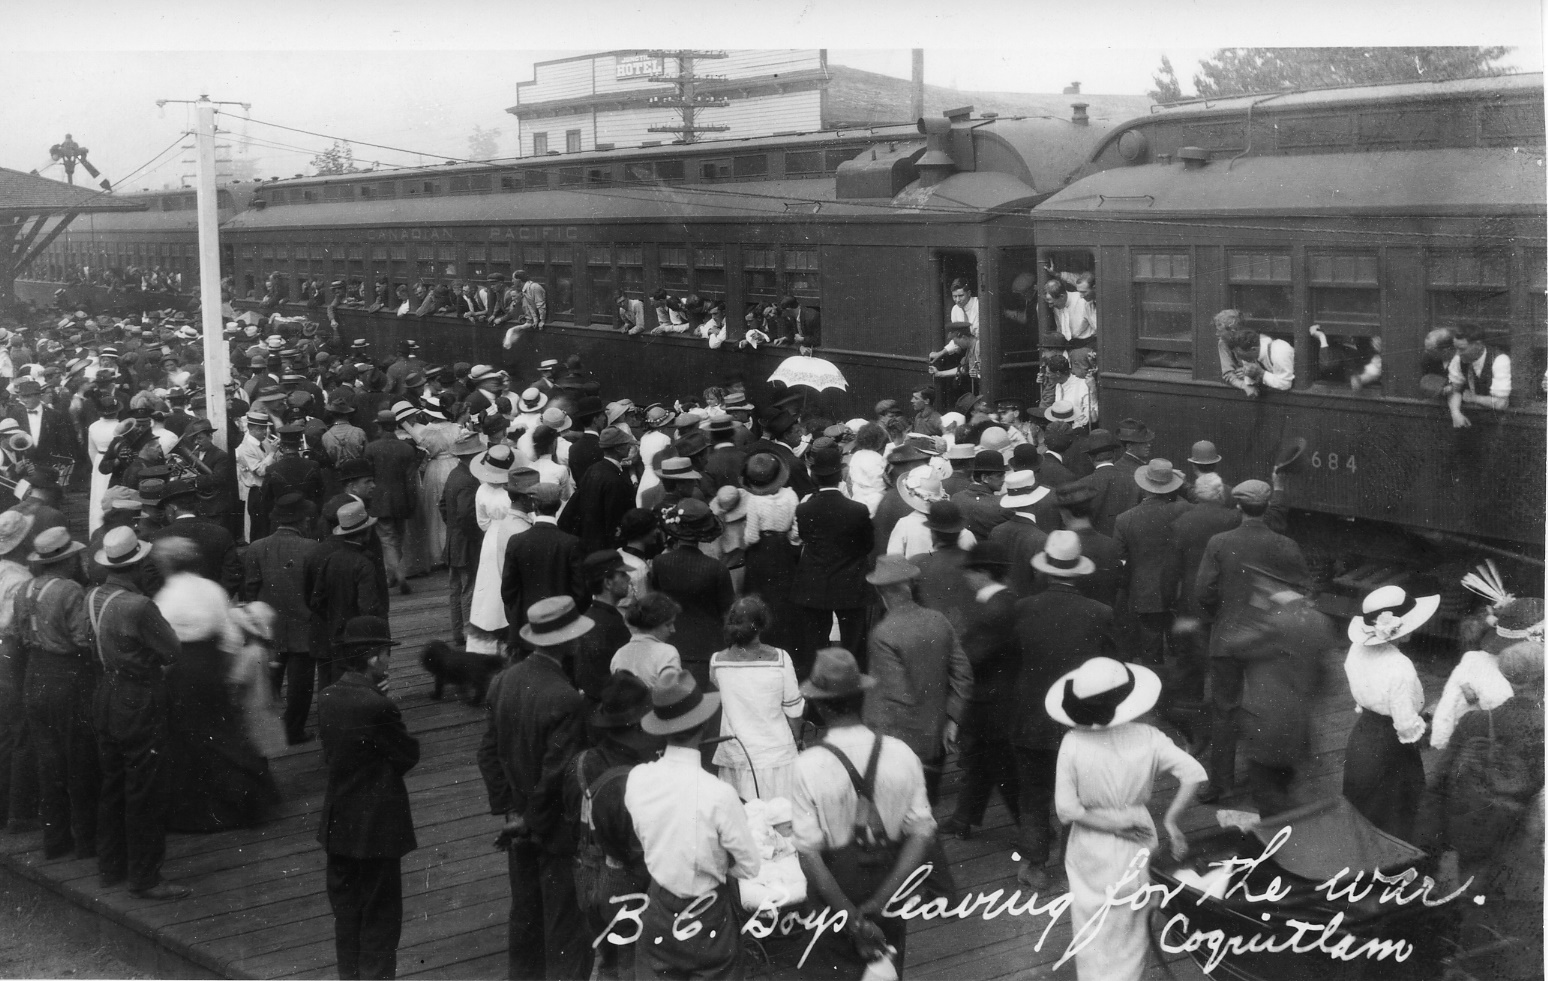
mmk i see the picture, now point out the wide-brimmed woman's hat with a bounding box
[590,672,653,729]
[517,387,548,413]
[94,525,151,568]
[1031,529,1095,578]
[642,666,722,735]
[471,443,518,484]
[744,452,790,494]
[1134,458,1185,495]
[897,464,946,514]
[0,512,34,556]
[1348,585,1440,645]
[662,499,723,543]
[1046,657,1162,729]
[28,526,85,566]
[519,595,596,648]
[799,647,877,700]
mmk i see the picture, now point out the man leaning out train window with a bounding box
[1443,323,1511,428]
[1214,309,1293,397]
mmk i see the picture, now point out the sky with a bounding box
[2,0,1541,191]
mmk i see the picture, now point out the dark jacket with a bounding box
[145,515,242,597]
[242,526,319,652]
[869,488,911,561]
[501,519,584,630]
[951,483,1008,541]
[257,452,325,527]
[1037,453,1080,492]
[912,546,975,637]
[566,431,604,485]
[363,435,420,520]
[1195,517,1310,659]
[1080,463,1139,537]
[702,444,747,489]
[559,458,635,555]
[1232,596,1333,766]
[317,671,419,858]
[864,598,973,761]
[988,514,1047,598]
[31,406,80,464]
[790,488,874,610]
[649,544,735,670]
[476,653,588,854]
[1012,582,1116,749]
[1113,496,1192,614]
[440,462,482,569]
[572,601,631,702]
[306,538,389,648]
[961,585,1021,734]
[1170,501,1244,618]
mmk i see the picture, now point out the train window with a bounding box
[435,244,458,277]
[470,174,491,192]
[488,243,511,279]
[743,247,778,300]
[693,246,725,298]
[533,132,548,156]
[786,248,820,297]
[588,246,614,324]
[585,167,612,185]
[323,184,350,202]
[499,174,519,192]
[450,177,470,193]
[525,169,549,190]
[656,160,685,182]
[1229,252,1294,337]
[733,155,768,178]
[565,130,581,154]
[617,243,645,299]
[557,168,582,187]
[623,162,654,183]
[303,189,318,202]
[1525,255,1547,403]
[660,247,690,290]
[700,158,733,181]
[551,260,575,319]
[1132,252,1193,371]
[785,150,822,176]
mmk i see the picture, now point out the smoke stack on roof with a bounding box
[1071,103,1089,125]
[916,116,954,188]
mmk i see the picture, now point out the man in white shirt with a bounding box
[949,279,979,337]
[1444,324,1512,428]
[234,410,275,541]
[626,668,760,979]
[1221,329,1295,397]
[1043,279,1096,347]
[616,291,647,335]
[790,646,937,977]
[1046,356,1094,430]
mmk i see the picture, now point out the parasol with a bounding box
[767,355,848,392]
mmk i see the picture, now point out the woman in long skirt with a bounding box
[739,453,802,654]
[708,598,804,800]
[407,410,462,570]
[1342,585,1437,840]
[1050,657,1204,981]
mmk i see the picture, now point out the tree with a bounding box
[468,126,501,160]
[1155,47,1514,101]
[310,141,359,176]
[1149,55,1183,103]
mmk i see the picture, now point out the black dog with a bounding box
[421,641,504,706]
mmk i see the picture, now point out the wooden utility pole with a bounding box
[646,50,731,144]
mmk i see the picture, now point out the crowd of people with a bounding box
[0,291,1536,981]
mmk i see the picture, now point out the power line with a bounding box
[113,133,190,190]
[222,111,470,165]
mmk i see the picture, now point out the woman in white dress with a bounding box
[465,444,520,655]
[1342,584,1438,841]
[842,423,888,517]
[1049,657,1204,981]
[708,597,804,801]
[526,425,575,512]
[406,409,462,569]
[85,399,120,534]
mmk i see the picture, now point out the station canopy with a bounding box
[1,166,146,304]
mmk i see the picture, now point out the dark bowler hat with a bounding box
[971,449,1007,474]
[1084,429,1121,456]
[805,441,843,479]
[336,615,398,650]
[336,458,374,483]
[762,410,798,437]
[1187,440,1222,466]
[962,540,1011,571]
[572,395,605,421]
[160,477,199,505]
[924,500,967,534]
[590,672,653,729]
[616,508,658,543]
[746,452,793,492]
[799,647,877,700]
[270,490,311,524]
[1011,444,1041,470]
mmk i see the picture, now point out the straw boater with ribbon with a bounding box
[624,665,758,981]
[1342,584,1439,840]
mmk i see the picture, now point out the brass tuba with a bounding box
[6,433,34,454]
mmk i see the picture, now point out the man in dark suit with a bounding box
[950,450,1008,540]
[7,471,68,555]
[742,410,811,500]
[307,502,390,689]
[789,442,874,676]
[1168,473,1247,740]
[1078,429,1138,537]
[940,541,1022,841]
[558,428,637,556]
[501,484,584,639]
[440,434,484,647]
[477,597,594,981]
[700,413,746,489]
[144,479,242,596]
[1194,479,1310,802]
[988,491,1048,599]
[256,423,325,540]
[1112,417,1153,486]
[317,616,419,981]
[1113,460,1192,665]
[1049,482,1124,608]
[911,501,976,636]
[362,413,421,594]
[1011,530,1116,890]
[14,378,80,472]
[1036,431,1081,490]
[571,550,633,701]
[563,396,607,482]
[178,420,240,539]
[244,492,322,745]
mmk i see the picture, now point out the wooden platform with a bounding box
[0,566,1447,980]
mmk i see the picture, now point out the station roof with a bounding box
[0,167,146,218]
[1033,147,1548,219]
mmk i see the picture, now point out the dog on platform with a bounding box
[421,641,503,706]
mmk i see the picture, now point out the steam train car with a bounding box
[1027,73,1546,564]
[217,108,1116,409]
[15,184,258,310]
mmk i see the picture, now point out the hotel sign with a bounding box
[616,53,664,80]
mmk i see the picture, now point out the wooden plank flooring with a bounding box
[0,557,1449,980]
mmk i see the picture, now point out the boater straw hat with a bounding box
[517,387,548,413]
[519,596,595,648]
[1348,585,1441,646]
[94,525,152,569]
[1031,530,1095,578]
[26,526,85,566]
[1046,657,1162,729]
[641,666,721,735]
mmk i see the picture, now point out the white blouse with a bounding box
[1344,642,1427,744]
[743,487,798,542]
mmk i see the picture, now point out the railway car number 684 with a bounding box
[1309,451,1356,474]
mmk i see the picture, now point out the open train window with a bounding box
[1427,252,1510,332]
[588,246,615,324]
[700,158,732,181]
[617,243,645,300]
[1132,252,1193,370]
[656,160,685,182]
[786,248,819,297]
[1305,253,1382,389]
